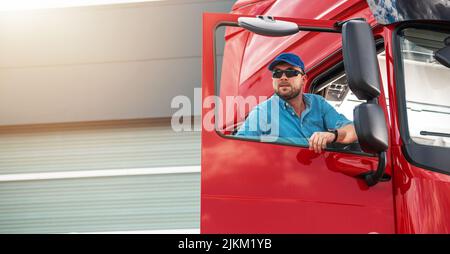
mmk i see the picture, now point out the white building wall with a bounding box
[0,0,231,125]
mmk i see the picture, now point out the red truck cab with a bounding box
[201,0,450,233]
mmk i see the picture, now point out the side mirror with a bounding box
[342,20,389,186]
[353,103,388,154]
[354,103,389,186]
[434,36,450,68]
[342,20,381,101]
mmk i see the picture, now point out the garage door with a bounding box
[0,118,200,233]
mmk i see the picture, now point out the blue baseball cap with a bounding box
[268,52,305,72]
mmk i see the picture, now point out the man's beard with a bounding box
[275,83,301,100]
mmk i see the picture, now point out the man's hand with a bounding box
[308,132,336,153]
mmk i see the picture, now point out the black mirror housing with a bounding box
[354,103,388,154]
[342,20,381,100]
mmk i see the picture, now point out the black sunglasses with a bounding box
[272,69,303,78]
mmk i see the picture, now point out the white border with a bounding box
[0,165,200,182]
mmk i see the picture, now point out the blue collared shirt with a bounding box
[235,93,352,146]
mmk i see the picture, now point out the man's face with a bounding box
[272,63,306,100]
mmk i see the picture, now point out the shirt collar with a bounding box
[273,93,311,110]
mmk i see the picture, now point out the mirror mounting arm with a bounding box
[367,98,378,104]
[334,18,366,28]
[360,151,390,186]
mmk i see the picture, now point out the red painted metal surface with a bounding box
[201,136,395,233]
[392,146,450,233]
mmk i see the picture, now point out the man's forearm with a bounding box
[336,124,358,144]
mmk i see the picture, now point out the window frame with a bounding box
[393,22,450,175]
[212,22,377,157]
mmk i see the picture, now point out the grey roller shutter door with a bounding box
[0,118,200,174]
[0,118,200,233]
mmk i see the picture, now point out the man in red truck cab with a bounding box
[202,0,450,234]
[236,52,358,153]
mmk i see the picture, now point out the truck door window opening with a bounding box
[212,23,381,155]
[394,24,450,174]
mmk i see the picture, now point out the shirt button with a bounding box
[291,112,295,116]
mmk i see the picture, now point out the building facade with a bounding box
[0,0,233,233]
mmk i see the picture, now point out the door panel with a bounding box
[202,136,394,233]
[202,13,395,233]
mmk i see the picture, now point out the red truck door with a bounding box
[201,13,395,233]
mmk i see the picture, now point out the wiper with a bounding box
[420,131,450,138]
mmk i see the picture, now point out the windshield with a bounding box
[398,27,450,148]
